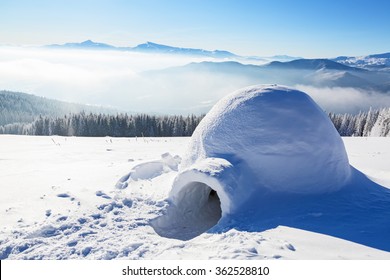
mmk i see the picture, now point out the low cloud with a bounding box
[1,47,389,115]
[0,47,226,113]
[0,47,253,114]
[295,85,390,114]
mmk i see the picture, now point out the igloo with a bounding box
[152,84,352,240]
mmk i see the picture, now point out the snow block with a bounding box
[173,85,351,216]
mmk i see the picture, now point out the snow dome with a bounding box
[152,85,352,240]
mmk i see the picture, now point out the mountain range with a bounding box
[46,40,240,59]
[145,58,390,93]
[47,40,115,50]
[46,40,390,72]
[45,40,300,61]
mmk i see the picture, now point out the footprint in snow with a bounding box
[90,213,104,220]
[95,191,111,200]
[56,193,75,201]
[67,240,78,247]
[97,201,124,213]
[122,198,133,208]
[78,217,88,224]
[56,216,68,222]
[81,247,92,257]
[248,247,258,255]
[285,243,296,251]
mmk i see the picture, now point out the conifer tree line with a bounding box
[329,107,390,136]
[0,112,204,137]
[1,108,390,137]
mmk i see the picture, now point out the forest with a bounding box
[1,108,390,137]
[1,90,390,137]
[329,107,390,137]
[0,112,204,137]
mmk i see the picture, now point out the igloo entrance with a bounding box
[151,182,222,241]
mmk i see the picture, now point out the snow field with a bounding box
[0,135,389,259]
[0,136,185,259]
[343,137,390,188]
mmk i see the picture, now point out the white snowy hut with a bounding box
[153,85,351,239]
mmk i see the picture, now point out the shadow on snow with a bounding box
[210,167,390,252]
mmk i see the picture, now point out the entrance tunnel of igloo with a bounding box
[151,165,233,241]
[151,84,352,241]
[151,182,221,241]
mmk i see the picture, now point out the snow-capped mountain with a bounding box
[333,52,390,71]
[47,40,117,50]
[45,40,239,58]
[132,41,238,58]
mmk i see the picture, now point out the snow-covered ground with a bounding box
[0,135,389,259]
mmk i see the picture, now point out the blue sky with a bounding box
[1,0,389,57]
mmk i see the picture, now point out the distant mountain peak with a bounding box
[132,41,238,58]
[134,41,173,50]
[144,41,161,46]
[267,58,363,71]
[333,52,390,71]
[138,41,159,47]
[46,40,115,49]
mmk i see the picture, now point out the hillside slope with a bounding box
[0,90,116,126]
